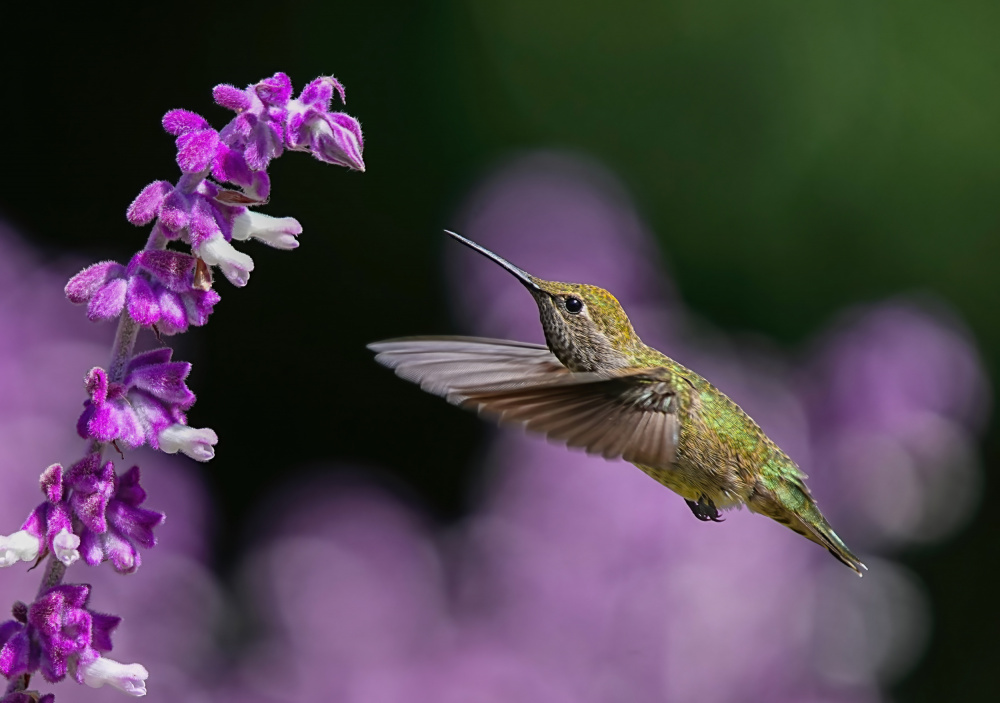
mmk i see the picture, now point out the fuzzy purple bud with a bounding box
[162,109,210,136]
[287,107,365,171]
[213,83,252,111]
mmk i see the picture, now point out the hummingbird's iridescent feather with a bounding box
[369,231,866,575]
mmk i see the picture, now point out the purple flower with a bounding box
[64,261,129,323]
[13,456,164,575]
[0,584,119,684]
[112,72,363,292]
[76,348,218,461]
[65,249,221,334]
[72,464,165,574]
[286,76,365,171]
[18,464,80,568]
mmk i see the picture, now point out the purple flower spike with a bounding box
[9,73,365,701]
[77,466,165,574]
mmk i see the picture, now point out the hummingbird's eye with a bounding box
[565,296,584,314]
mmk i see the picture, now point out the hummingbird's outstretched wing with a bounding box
[369,337,678,467]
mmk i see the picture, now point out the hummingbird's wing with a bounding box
[369,337,679,467]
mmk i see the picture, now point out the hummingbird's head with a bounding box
[446,230,642,373]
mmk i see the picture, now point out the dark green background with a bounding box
[2,3,997,700]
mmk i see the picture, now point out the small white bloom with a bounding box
[79,655,149,696]
[197,233,254,287]
[158,424,219,462]
[231,211,302,250]
[0,529,41,567]
[52,527,81,566]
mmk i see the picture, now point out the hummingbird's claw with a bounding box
[686,496,724,522]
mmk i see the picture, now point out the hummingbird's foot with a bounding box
[686,496,724,522]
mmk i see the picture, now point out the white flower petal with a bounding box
[196,234,254,287]
[52,527,81,566]
[231,211,302,250]
[158,424,219,462]
[0,530,41,567]
[80,655,149,697]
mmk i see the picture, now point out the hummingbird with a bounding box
[369,230,865,575]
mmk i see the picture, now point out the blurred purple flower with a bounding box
[802,302,989,545]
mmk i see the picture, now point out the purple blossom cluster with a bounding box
[0,73,363,701]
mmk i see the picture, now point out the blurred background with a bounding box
[1,2,997,701]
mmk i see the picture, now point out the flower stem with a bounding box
[36,557,66,597]
[4,673,29,695]
[108,313,140,385]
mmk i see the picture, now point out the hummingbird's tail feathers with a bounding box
[749,480,866,576]
[806,517,867,577]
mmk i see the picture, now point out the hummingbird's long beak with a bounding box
[445,230,541,291]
